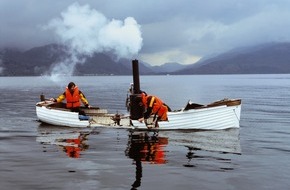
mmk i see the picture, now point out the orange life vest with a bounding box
[146,95,168,121]
[65,86,81,108]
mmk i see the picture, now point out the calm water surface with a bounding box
[1,74,290,190]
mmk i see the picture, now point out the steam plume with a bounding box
[44,2,143,80]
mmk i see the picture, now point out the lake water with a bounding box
[1,74,290,190]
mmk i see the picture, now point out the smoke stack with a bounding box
[130,59,144,119]
[132,59,140,94]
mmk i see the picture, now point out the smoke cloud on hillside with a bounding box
[44,2,143,80]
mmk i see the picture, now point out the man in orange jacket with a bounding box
[138,92,170,127]
[51,82,91,114]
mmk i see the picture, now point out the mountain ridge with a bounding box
[1,42,290,76]
[175,42,290,74]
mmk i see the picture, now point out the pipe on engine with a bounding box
[130,59,144,120]
[132,59,141,94]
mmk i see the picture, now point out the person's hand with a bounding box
[138,117,144,123]
[49,98,56,102]
[88,105,92,109]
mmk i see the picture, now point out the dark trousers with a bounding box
[70,107,86,115]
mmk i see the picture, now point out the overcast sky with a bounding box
[1,0,290,65]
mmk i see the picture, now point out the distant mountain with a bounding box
[151,62,187,73]
[1,42,290,76]
[0,44,153,76]
[0,44,65,76]
[175,42,290,74]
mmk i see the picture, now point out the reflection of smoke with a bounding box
[44,2,143,80]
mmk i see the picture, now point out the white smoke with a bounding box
[49,53,85,80]
[44,2,143,80]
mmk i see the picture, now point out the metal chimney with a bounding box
[132,59,140,94]
[130,59,144,119]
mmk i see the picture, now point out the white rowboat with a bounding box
[36,98,241,130]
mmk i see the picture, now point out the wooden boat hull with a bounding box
[36,105,90,128]
[131,103,241,130]
[36,101,111,128]
[36,99,241,130]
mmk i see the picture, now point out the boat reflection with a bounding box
[125,131,168,189]
[125,131,168,164]
[162,128,241,154]
[125,128,241,188]
[36,124,93,158]
[161,128,241,169]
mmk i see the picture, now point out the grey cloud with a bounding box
[1,0,290,65]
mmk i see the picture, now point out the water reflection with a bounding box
[125,128,241,187]
[62,133,89,158]
[161,128,241,170]
[163,128,241,154]
[125,131,168,189]
[36,124,93,158]
[125,131,168,164]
